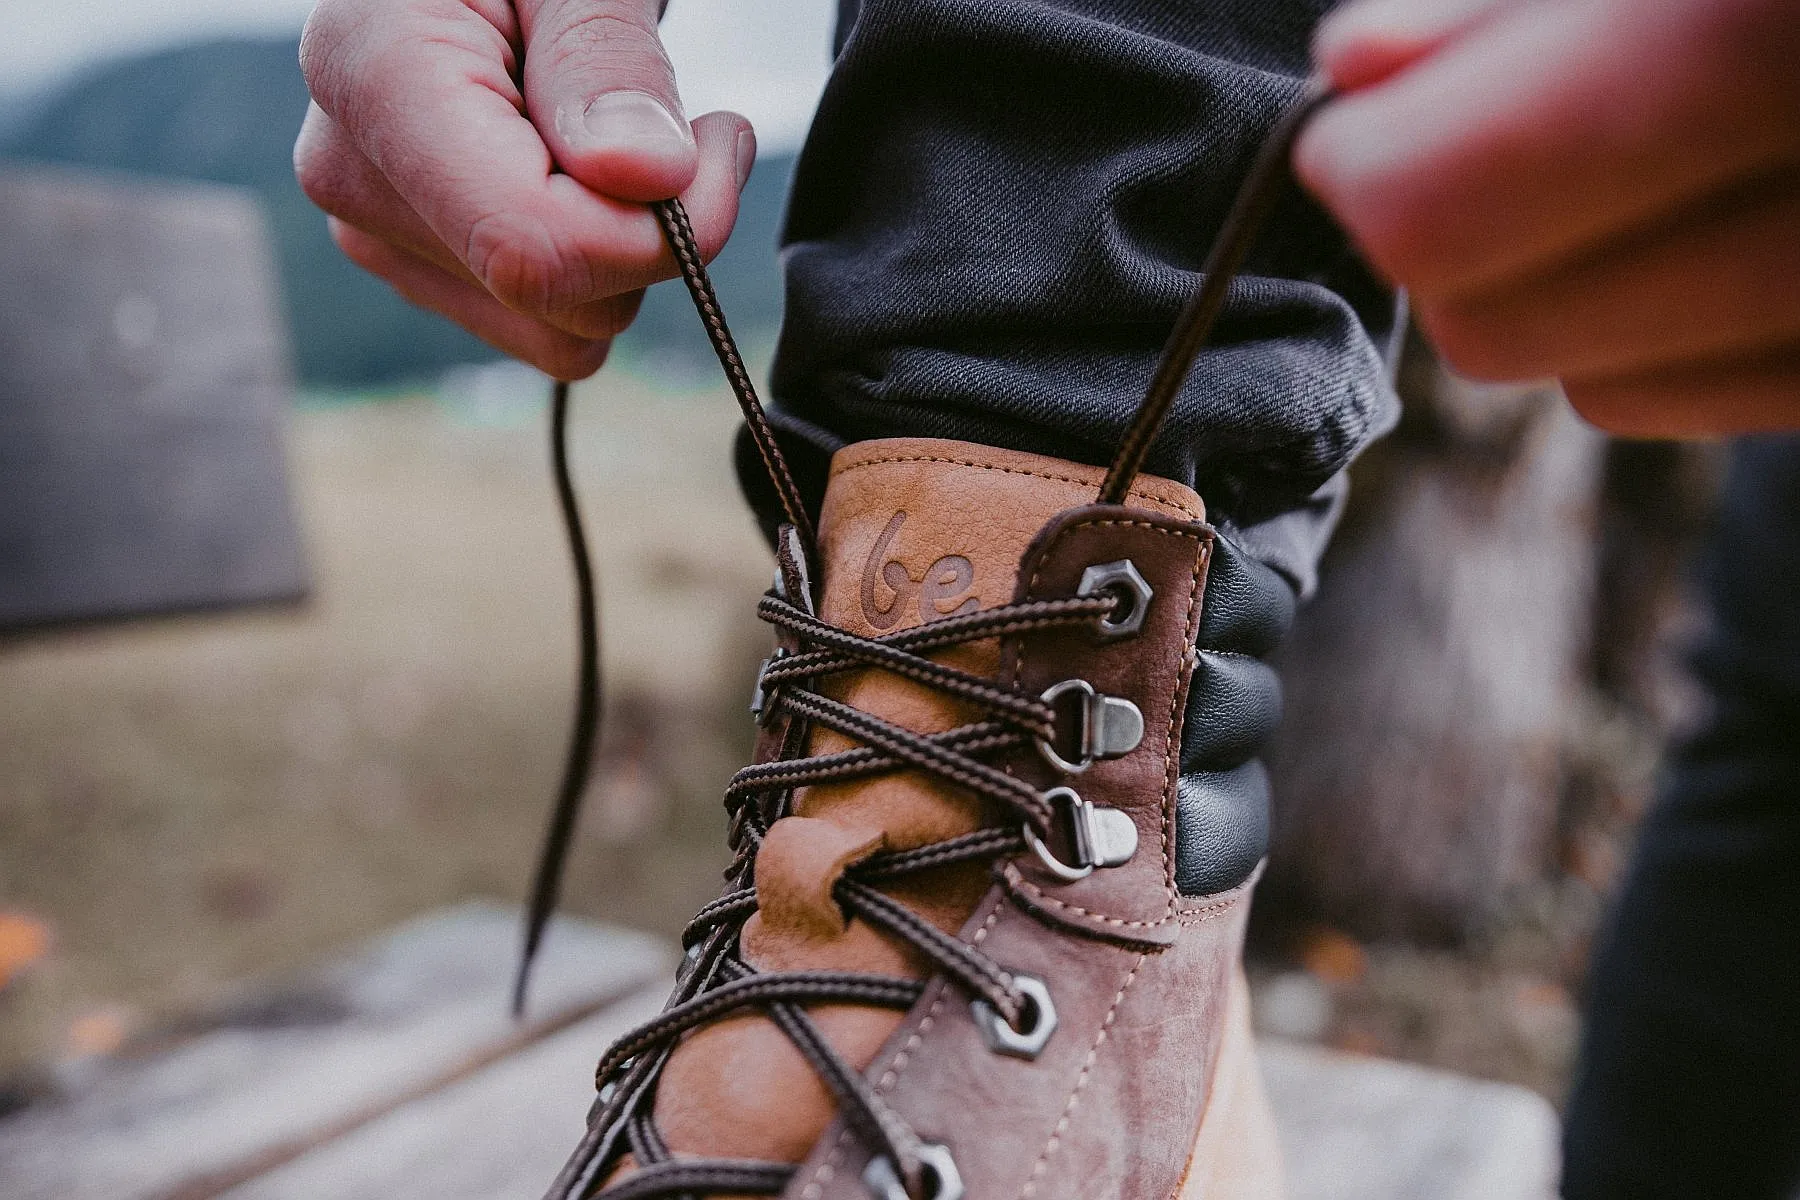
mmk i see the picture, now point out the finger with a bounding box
[300,102,654,340]
[1565,344,1800,440]
[1417,166,1800,382]
[1313,0,1514,92]
[330,219,613,380]
[1296,0,1800,296]
[672,110,756,261]
[296,102,481,285]
[518,0,699,201]
[303,3,680,314]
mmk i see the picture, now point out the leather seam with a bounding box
[1016,952,1148,1200]
[831,453,1205,523]
[1174,894,1245,925]
[795,898,1006,1198]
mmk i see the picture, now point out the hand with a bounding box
[295,0,755,380]
[1296,0,1800,437]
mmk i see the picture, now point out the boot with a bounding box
[543,436,1289,1200]
[530,89,1326,1200]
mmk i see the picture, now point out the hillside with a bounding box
[1,37,793,387]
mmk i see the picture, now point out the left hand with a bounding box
[1295,0,1800,438]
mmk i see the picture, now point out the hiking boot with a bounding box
[545,437,1287,1200]
[529,87,1328,1200]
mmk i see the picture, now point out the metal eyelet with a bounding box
[863,1142,964,1200]
[1021,786,1140,882]
[749,649,785,723]
[1036,679,1145,774]
[1078,559,1153,639]
[971,972,1058,1059]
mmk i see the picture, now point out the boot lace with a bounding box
[518,80,1333,1200]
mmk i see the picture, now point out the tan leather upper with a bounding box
[650,439,1206,1170]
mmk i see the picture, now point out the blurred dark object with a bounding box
[0,38,796,388]
[0,38,490,387]
[0,164,308,629]
[1566,434,1800,1197]
[1258,326,1719,943]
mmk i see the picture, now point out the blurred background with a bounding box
[0,0,1720,1155]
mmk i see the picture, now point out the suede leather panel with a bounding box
[650,439,1213,1176]
[781,496,1256,1199]
[998,506,1214,945]
[788,878,1255,1200]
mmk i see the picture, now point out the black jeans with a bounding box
[1563,436,1800,1199]
[744,0,1400,599]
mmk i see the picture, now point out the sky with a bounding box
[0,0,837,152]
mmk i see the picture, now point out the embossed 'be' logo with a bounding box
[860,512,979,630]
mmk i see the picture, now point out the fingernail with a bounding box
[733,128,757,190]
[577,90,692,154]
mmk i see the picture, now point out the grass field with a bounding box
[0,374,774,1081]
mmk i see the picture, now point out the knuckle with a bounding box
[463,211,597,315]
[302,13,436,138]
[546,4,653,52]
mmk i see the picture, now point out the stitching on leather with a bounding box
[1017,953,1147,1200]
[1006,868,1175,928]
[1175,894,1244,925]
[796,898,1006,1198]
[832,453,1206,522]
[799,1128,851,1200]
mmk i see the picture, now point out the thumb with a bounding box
[523,0,698,201]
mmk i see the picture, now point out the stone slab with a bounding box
[0,903,1562,1199]
[0,902,670,1200]
[0,164,308,630]
[1262,1038,1561,1200]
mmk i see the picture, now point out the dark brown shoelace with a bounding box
[519,78,1333,1200]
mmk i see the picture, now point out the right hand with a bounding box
[295,0,755,380]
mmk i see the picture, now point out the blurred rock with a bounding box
[1256,971,1334,1042]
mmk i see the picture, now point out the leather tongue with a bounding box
[647,437,1204,1166]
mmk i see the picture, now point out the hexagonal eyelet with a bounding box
[1077,559,1153,639]
[971,972,1058,1060]
[863,1142,964,1200]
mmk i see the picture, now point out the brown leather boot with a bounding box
[528,90,1326,1200]
[544,438,1284,1200]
